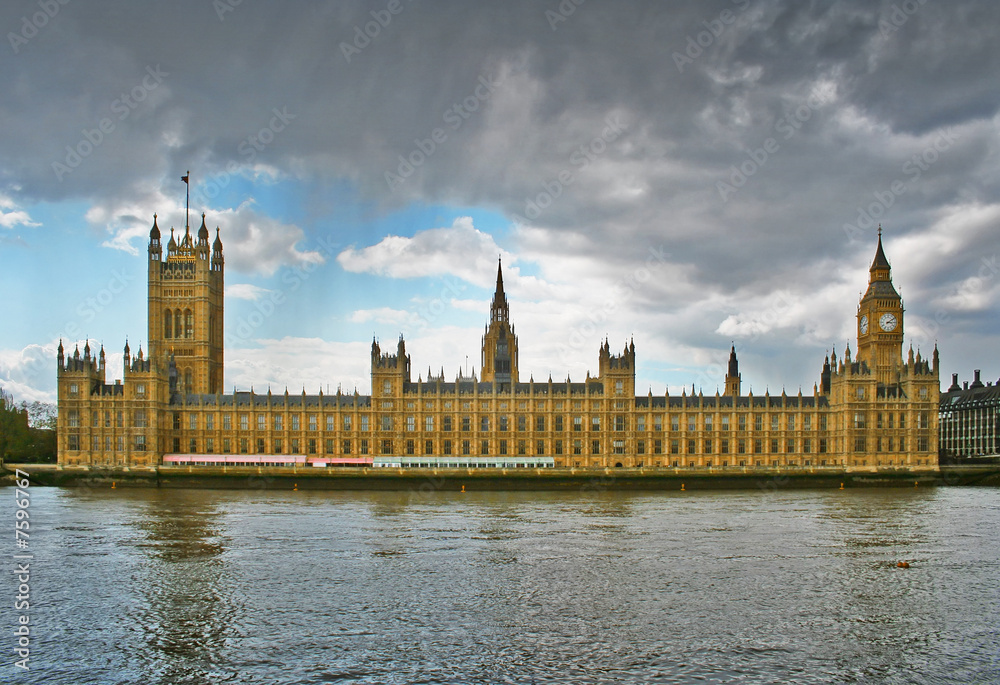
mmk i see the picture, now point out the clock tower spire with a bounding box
[856,226,904,386]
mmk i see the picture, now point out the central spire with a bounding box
[490,256,509,324]
[870,224,891,277]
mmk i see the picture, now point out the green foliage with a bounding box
[0,388,56,463]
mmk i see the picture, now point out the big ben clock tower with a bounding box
[856,227,904,386]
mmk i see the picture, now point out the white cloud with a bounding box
[337,216,509,287]
[0,195,40,230]
[226,283,273,301]
[350,307,422,328]
[227,338,371,395]
[88,188,325,276]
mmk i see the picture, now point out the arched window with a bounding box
[174,310,183,340]
[164,309,172,338]
[184,369,193,395]
[185,309,194,339]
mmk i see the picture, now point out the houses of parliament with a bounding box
[56,213,941,471]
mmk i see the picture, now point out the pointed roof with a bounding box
[495,256,505,298]
[150,213,160,240]
[870,225,891,271]
[489,256,509,323]
[198,212,209,241]
[863,225,899,299]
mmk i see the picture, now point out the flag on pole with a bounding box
[181,174,189,184]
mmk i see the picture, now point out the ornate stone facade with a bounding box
[56,218,940,470]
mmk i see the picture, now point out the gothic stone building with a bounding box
[939,370,1000,460]
[56,218,940,470]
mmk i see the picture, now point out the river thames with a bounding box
[2,484,998,684]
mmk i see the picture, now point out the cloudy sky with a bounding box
[2,0,998,404]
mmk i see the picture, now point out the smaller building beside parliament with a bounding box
[56,212,941,471]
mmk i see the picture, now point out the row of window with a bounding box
[66,434,146,452]
[66,383,146,397]
[65,407,927,433]
[63,432,932,456]
[163,308,194,339]
[852,436,929,452]
[853,412,928,429]
[161,436,839,457]
[163,412,839,433]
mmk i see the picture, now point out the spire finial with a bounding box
[181,170,191,229]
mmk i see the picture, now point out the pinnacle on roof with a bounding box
[490,256,510,323]
[150,213,160,240]
[870,225,891,272]
[198,212,209,241]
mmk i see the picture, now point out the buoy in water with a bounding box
[897,561,910,568]
[112,482,116,489]
[915,481,918,488]
[293,483,298,491]
[461,485,466,493]
[680,483,686,491]
[839,482,845,490]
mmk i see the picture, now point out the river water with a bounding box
[2,484,998,684]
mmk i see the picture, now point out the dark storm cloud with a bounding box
[2,0,998,386]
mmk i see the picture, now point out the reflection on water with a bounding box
[129,491,239,683]
[3,487,998,684]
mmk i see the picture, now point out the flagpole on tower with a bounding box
[181,170,190,229]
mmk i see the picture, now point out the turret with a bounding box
[724,344,741,396]
[597,337,636,396]
[211,227,224,271]
[197,213,209,244]
[481,257,519,387]
[148,214,161,261]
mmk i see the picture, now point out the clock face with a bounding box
[859,315,868,335]
[879,313,897,332]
